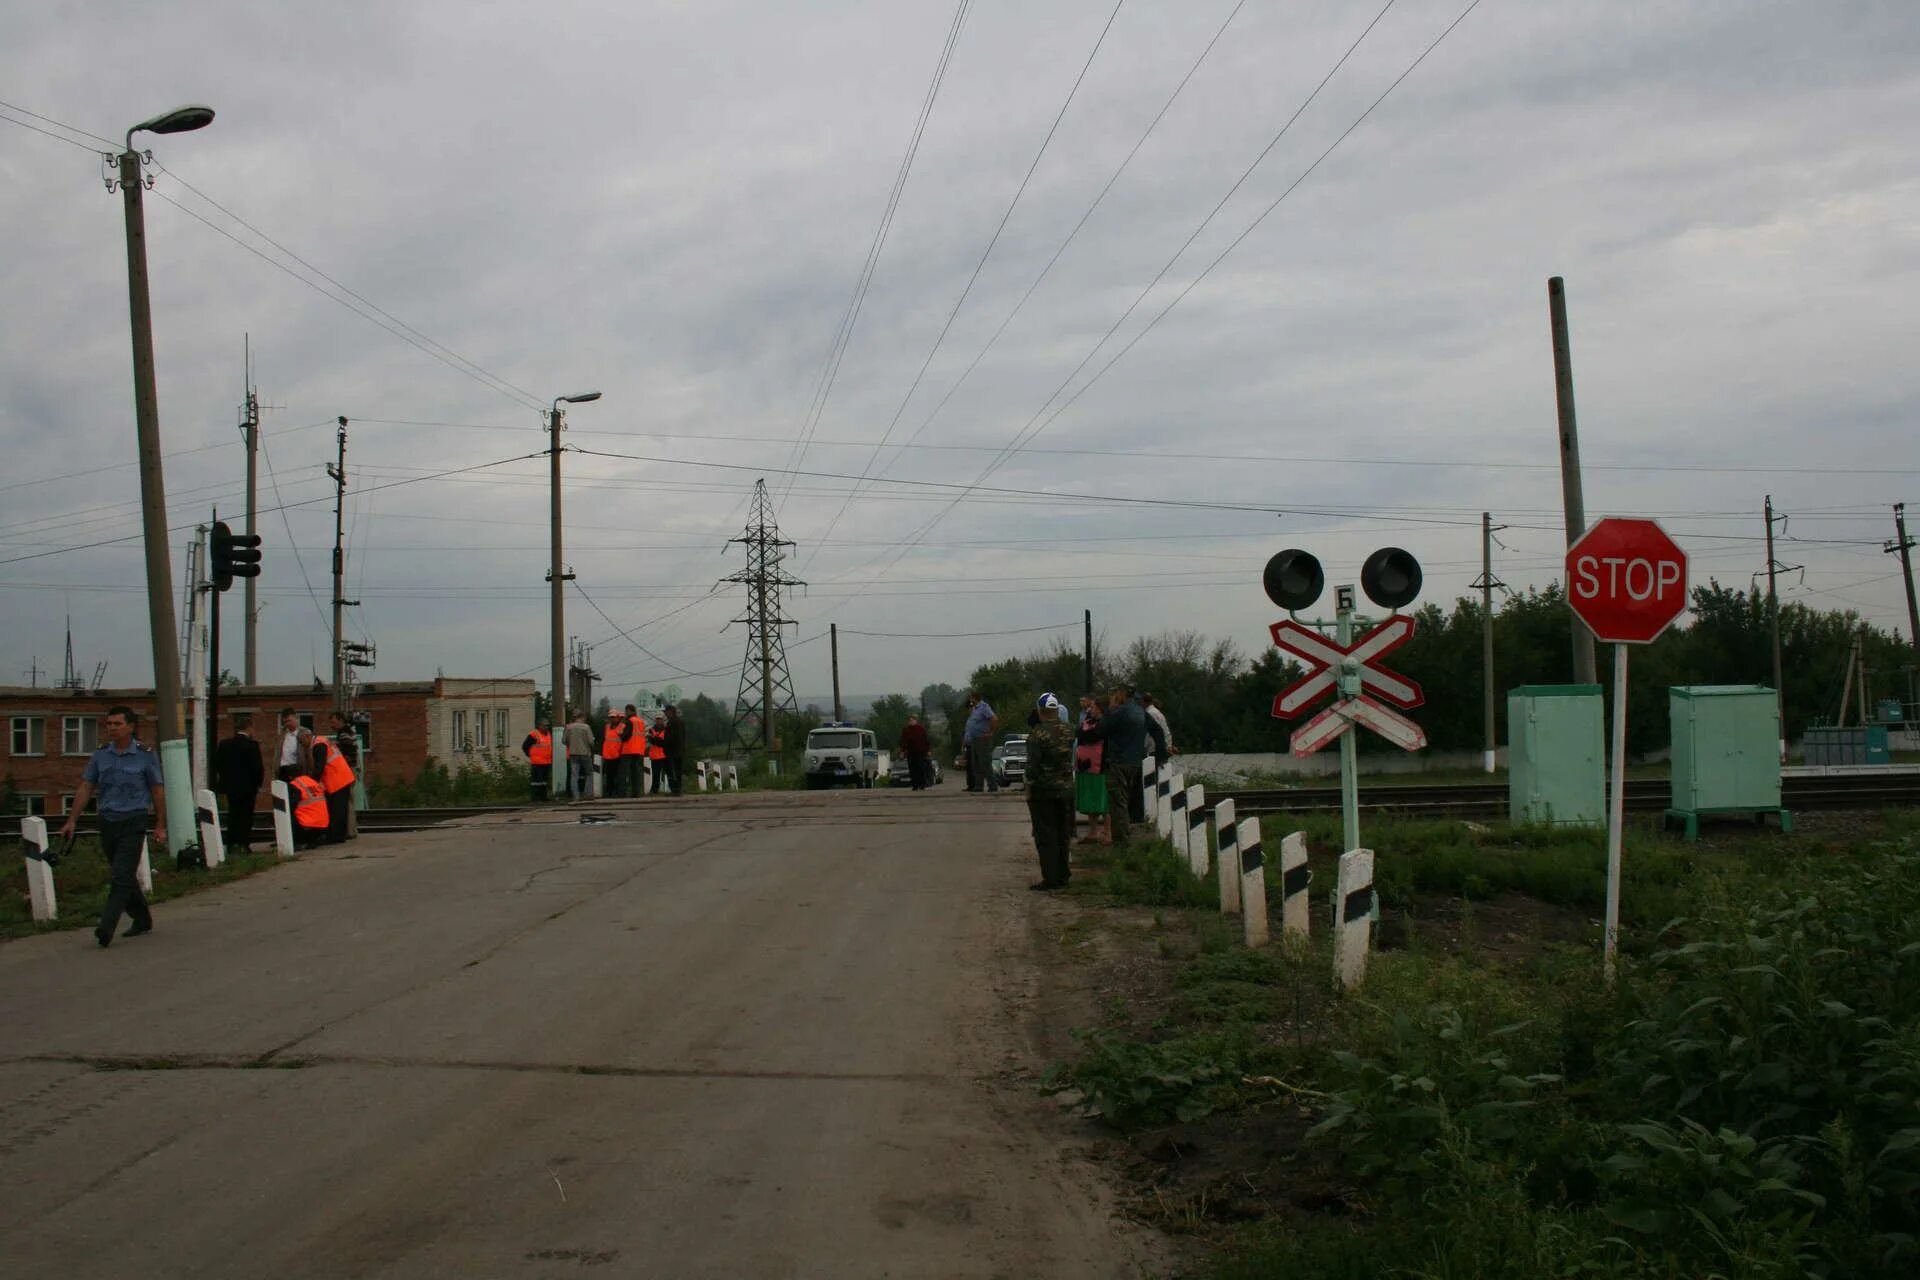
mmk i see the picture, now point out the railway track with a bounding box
[1208,773,1920,820]
[1,804,520,843]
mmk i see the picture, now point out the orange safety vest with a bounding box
[601,722,623,761]
[314,736,356,794]
[527,729,552,766]
[291,775,330,828]
[647,725,667,760]
[621,716,649,757]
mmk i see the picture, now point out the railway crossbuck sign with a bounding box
[1269,616,1427,757]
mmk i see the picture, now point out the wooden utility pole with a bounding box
[830,623,843,722]
[1889,502,1919,658]
[241,338,261,686]
[1548,277,1597,684]
[1084,609,1093,694]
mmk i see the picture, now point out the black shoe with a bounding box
[124,923,153,938]
[1028,881,1063,892]
[94,930,112,948]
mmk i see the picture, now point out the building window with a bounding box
[60,793,77,815]
[19,793,47,816]
[353,715,373,754]
[9,716,45,757]
[476,710,489,752]
[63,715,99,756]
[451,710,468,753]
[496,709,507,748]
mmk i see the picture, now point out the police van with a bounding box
[802,724,881,789]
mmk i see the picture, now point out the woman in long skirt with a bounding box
[1074,695,1109,845]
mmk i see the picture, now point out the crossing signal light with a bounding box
[211,521,262,593]
[1263,548,1324,611]
[1360,546,1422,610]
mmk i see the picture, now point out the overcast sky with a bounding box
[2,0,1916,710]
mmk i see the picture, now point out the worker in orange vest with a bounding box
[311,730,356,844]
[620,703,649,796]
[600,715,625,797]
[289,774,331,851]
[647,715,669,796]
[523,720,554,802]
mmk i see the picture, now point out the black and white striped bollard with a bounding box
[20,814,57,922]
[196,788,225,868]
[270,780,296,858]
[1334,847,1375,989]
[1185,783,1207,878]
[1279,831,1310,940]
[1238,816,1268,948]
[1213,799,1242,915]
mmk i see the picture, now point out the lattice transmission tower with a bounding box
[722,479,805,752]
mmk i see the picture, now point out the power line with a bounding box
[802,0,1128,563]
[778,0,974,508]
[851,0,1484,592]
[809,0,1252,561]
[0,108,109,153]
[0,100,116,147]
[841,621,1082,638]
[259,428,333,633]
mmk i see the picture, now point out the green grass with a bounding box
[1044,812,1920,1277]
[4,837,287,941]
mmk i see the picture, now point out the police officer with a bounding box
[59,704,165,948]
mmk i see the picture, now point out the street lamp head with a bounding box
[561,391,602,404]
[131,104,215,140]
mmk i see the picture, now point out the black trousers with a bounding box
[667,753,684,795]
[907,754,930,789]
[223,790,257,851]
[967,738,996,791]
[96,814,153,940]
[1027,792,1074,887]
[326,789,350,844]
[530,764,551,802]
[1106,763,1140,845]
[623,756,646,795]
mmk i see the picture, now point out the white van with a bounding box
[803,725,881,789]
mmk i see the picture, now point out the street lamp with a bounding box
[118,103,214,855]
[550,391,600,799]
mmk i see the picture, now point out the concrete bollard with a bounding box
[1158,772,1180,841]
[137,838,154,894]
[698,760,709,792]
[1279,831,1311,940]
[1141,756,1157,828]
[270,780,296,858]
[728,764,739,791]
[1214,799,1241,915]
[1334,848,1376,990]
[1239,816,1269,948]
[1185,784,1207,878]
[21,815,58,922]
[1166,777,1186,852]
[196,789,225,869]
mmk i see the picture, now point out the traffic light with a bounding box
[210,521,262,593]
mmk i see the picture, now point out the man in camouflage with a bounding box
[1024,693,1076,891]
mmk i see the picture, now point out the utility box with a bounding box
[1802,726,1892,767]
[1508,684,1605,826]
[1667,685,1789,838]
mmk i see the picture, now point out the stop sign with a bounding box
[1566,517,1689,644]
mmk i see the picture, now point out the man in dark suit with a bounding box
[213,713,265,854]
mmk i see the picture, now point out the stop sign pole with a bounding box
[1566,517,1689,981]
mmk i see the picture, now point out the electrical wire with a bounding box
[801,0,1128,562]
[259,428,333,633]
[778,0,974,508]
[0,108,110,153]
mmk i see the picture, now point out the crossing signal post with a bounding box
[207,520,262,763]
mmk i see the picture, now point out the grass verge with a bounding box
[4,838,288,942]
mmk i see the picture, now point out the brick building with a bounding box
[1,677,535,816]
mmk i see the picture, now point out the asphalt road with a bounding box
[0,788,1155,1279]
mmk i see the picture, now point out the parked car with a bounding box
[991,734,1028,788]
[803,725,880,788]
[887,753,943,786]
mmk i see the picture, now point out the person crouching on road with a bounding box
[1025,694,1076,891]
[289,772,331,850]
[523,720,554,802]
[60,704,165,948]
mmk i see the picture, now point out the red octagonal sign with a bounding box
[1566,517,1689,644]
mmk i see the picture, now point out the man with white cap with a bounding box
[1024,693,1076,891]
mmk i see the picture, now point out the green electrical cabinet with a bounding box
[1666,685,1789,838]
[1508,684,1605,826]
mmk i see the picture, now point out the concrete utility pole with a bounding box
[1764,495,1790,759]
[116,103,214,857]
[1889,502,1919,659]
[1471,512,1506,773]
[547,391,599,784]
[327,418,352,711]
[241,340,260,685]
[1548,277,1597,684]
[830,623,843,722]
